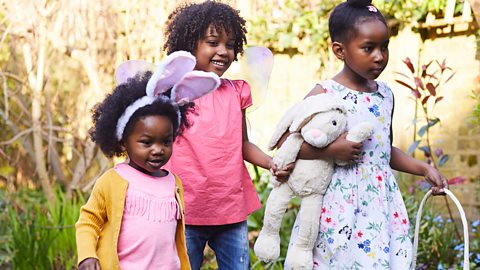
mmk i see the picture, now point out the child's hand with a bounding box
[78,258,101,270]
[270,160,295,183]
[326,133,362,163]
[423,165,448,195]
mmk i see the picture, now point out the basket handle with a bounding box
[412,189,470,270]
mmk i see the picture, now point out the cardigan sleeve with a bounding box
[75,173,109,265]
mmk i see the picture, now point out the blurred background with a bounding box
[0,0,479,269]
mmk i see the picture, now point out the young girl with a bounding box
[284,0,448,269]
[75,51,220,270]
[163,1,291,269]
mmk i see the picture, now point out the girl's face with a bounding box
[194,25,235,77]
[124,115,173,177]
[342,19,389,81]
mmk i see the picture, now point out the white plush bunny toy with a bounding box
[254,93,374,269]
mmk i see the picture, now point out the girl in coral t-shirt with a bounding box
[163,2,292,269]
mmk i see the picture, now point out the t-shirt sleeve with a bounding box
[233,80,252,110]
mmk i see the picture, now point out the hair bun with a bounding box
[346,0,372,7]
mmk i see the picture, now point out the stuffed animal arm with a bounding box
[335,121,375,166]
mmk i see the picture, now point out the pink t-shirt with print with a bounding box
[165,79,261,225]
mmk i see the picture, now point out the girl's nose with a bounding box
[217,44,227,56]
[373,49,384,62]
[152,144,164,155]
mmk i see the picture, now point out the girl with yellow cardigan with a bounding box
[76,52,220,269]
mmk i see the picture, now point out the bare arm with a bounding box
[242,110,293,179]
[390,146,447,195]
[242,109,272,169]
[275,84,362,162]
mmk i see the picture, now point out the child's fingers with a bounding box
[429,174,448,196]
[431,186,446,196]
[283,162,295,171]
[275,170,290,177]
[275,175,289,183]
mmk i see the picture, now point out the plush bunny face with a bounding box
[301,109,347,148]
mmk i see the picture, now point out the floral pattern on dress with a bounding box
[287,80,412,270]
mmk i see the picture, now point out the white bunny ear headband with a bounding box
[114,51,220,141]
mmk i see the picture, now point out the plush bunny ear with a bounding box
[146,51,196,96]
[114,60,156,86]
[267,101,301,150]
[289,94,347,132]
[170,71,220,104]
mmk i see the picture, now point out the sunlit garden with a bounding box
[1,0,479,269]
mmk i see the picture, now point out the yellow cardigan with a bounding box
[75,168,190,270]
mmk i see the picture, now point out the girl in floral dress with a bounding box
[284,0,448,269]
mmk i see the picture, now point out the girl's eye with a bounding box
[140,140,151,146]
[163,140,173,146]
[363,47,372,53]
[332,120,337,126]
[207,40,218,46]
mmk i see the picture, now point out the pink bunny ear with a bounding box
[170,71,220,104]
[146,51,196,96]
[114,60,156,86]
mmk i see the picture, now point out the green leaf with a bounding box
[417,125,428,137]
[438,154,449,167]
[427,118,440,127]
[408,140,421,155]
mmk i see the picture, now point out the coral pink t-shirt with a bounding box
[165,79,261,225]
[115,163,181,269]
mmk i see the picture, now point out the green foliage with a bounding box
[247,0,457,61]
[1,187,85,270]
[248,0,334,57]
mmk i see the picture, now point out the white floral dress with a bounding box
[287,80,412,270]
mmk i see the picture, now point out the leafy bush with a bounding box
[0,188,84,270]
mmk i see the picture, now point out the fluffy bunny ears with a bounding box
[114,51,220,140]
[114,51,220,103]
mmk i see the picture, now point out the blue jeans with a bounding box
[186,221,250,270]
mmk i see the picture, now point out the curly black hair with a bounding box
[163,1,247,61]
[329,0,387,43]
[89,72,194,158]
